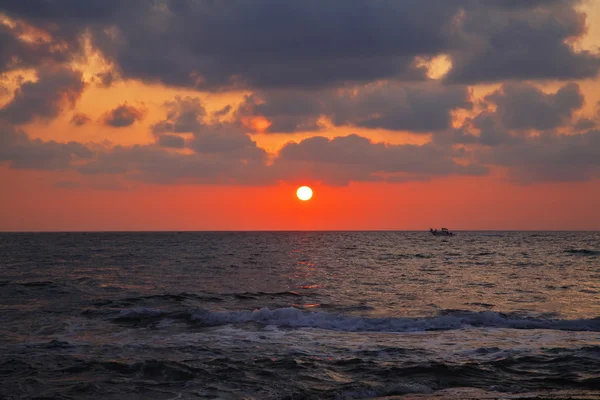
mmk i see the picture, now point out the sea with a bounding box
[0,231,599,400]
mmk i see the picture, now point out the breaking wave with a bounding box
[111,307,600,332]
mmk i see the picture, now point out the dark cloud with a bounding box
[446,2,600,83]
[274,134,487,185]
[238,83,471,133]
[0,65,85,124]
[2,1,598,89]
[484,82,584,130]
[0,22,70,74]
[156,134,185,149]
[188,125,266,161]
[574,118,597,131]
[152,97,206,134]
[0,125,93,170]
[70,112,91,126]
[470,112,523,146]
[87,0,444,90]
[214,105,232,117]
[327,82,471,132]
[102,104,145,128]
[95,71,117,88]
[78,143,272,185]
[150,97,266,161]
[480,130,600,183]
[237,91,323,133]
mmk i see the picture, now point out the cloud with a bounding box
[78,143,272,185]
[2,1,597,90]
[152,96,206,134]
[327,82,471,132]
[85,0,442,90]
[94,71,117,88]
[574,118,597,131]
[0,21,71,74]
[274,134,487,185]
[484,82,584,130]
[70,112,91,126]
[102,103,145,127]
[480,130,600,183]
[445,1,600,83]
[0,65,85,124]
[156,134,185,149]
[0,125,93,170]
[238,82,471,133]
[214,105,232,117]
[236,91,323,133]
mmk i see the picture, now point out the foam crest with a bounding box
[114,307,167,320]
[190,307,600,332]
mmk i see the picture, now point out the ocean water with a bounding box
[0,231,599,399]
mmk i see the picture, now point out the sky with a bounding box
[1,0,600,231]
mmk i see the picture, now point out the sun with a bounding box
[296,186,313,201]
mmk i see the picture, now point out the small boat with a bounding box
[430,228,454,236]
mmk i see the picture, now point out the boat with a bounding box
[430,228,454,236]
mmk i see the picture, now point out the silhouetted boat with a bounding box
[430,228,454,236]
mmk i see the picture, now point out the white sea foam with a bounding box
[189,307,600,332]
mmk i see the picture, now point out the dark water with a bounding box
[0,231,599,399]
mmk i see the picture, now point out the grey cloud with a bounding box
[0,66,85,124]
[214,105,232,117]
[75,132,487,186]
[152,97,206,135]
[327,83,471,132]
[574,118,597,131]
[70,112,91,126]
[446,2,600,83]
[189,125,264,159]
[469,112,523,146]
[2,1,443,89]
[0,23,70,74]
[102,104,144,127]
[87,0,442,90]
[237,91,323,133]
[3,1,598,89]
[238,83,471,133]
[0,126,93,170]
[151,97,266,161]
[481,130,600,183]
[95,71,117,88]
[484,82,584,130]
[274,134,487,185]
[78,144,273,185]
[157,134,185,149]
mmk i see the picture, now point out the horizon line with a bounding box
[0,229,598,233]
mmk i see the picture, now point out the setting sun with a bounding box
[296,186,313,201]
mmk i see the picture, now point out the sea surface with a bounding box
[0,231,599,399]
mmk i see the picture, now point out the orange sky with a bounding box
[1,1,600,231]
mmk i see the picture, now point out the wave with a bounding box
[114,307,168,320]
[60,359,198,382]
[92,291,306,308]
[564,248,600,256]
[108,307,600,332]
[233,291,302,300]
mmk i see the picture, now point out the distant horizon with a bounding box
[1,229,598,233]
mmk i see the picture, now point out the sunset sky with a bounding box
[1,0,600,231]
